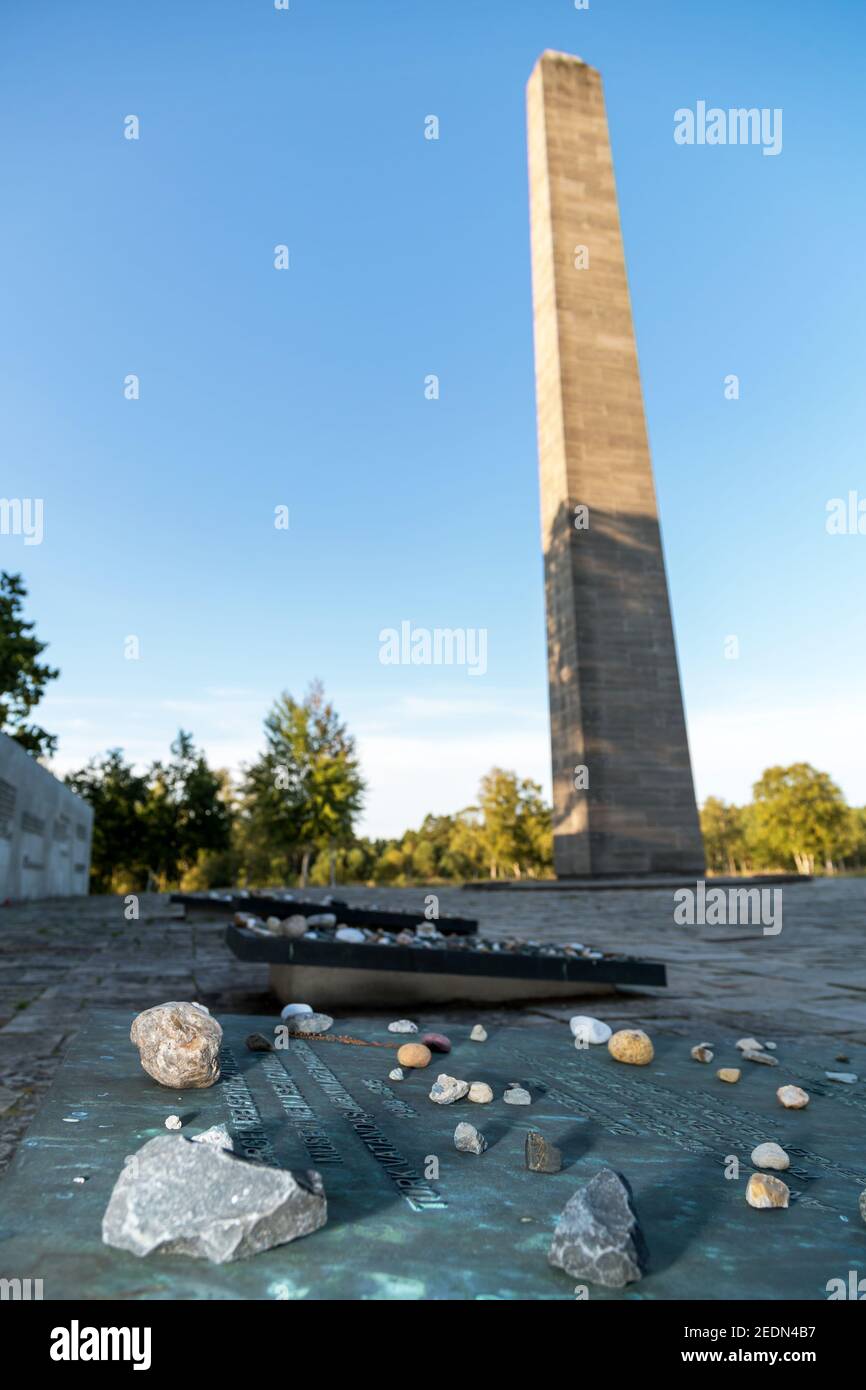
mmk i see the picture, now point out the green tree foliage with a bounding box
[0,571,59,758]
[241,682,365,886]
[66,733,232,892]
[65,750,150,892]
[477,768,553,879]
[749,763,851,874]
[700,796,750,874]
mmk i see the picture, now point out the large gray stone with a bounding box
[102,1135,327,1263]
[548,1168,647,1288]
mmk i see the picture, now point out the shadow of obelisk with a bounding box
[527,51,705,877]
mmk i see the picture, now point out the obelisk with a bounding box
[526,51,704,876]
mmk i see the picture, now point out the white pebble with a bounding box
[387,1019,418,1034]
[165,1115,182,1131]
[388,1068,404,1082]
[736,1036,764,1052]
[280,1002,314,1020]
[826,1071,858,1084]
[335,926,366,943]
[468,1082,493,1104]
[569,1015,611,1045]
[306,913,337,928]
[751,1141,790,1171]
[470,1024,488,1042]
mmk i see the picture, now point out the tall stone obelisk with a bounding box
[526,51,704,876]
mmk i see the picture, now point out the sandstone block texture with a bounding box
[527,51,705,876]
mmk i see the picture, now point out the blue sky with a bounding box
[2,0,865,835]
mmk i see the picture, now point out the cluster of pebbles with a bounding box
[233,910,611,961]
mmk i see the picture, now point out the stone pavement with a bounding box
[1,879,864,1175]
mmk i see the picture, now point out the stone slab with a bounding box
[0,1010,863,1300]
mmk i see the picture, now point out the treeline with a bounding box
[64,685,866,892]
[66,683,553,892]
[700,764,866,876]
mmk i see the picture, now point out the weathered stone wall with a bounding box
[526,51,705,876]
[0,734,92,899]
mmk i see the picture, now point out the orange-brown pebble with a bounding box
[746,1172,790,1209]
[717,1067,741,1083]
[397,1043,432,1069]
[608,1029,654,1066]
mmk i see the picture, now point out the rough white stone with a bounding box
[387,1020,418,1034]
[468,1082,493,1104]
[470,1024,488,1042]
[280,1003,313,1020]
[429,1074,470,1105]
[454,1122,487,1155]
[165,1115,182,1131]
[751,1142,790,1171]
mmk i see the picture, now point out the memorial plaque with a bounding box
[0,1011,863,1300]
[171,891,479,936]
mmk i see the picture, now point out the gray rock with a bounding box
[281,1012,334,1035]
[504,1083,531,1105]
[742,1049,778,1067]
[130,1002,223,1090]
[826,1071,858,1084]
[102,1135,326,1263]
[525,1130,562,1173]
[454,1122,487,1154]
[191,1124,234,1152]
[246,1032,273,1052]
[548,1168,647,1288]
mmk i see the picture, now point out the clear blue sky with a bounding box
[2,0,865,835]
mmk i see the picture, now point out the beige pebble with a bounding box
[470,1025,488,1042]
[468,1082,493,1104]
[746,1172,790,1209]
[736,1036,763,1052]
[751,1142,790,1171]
[717,1067,741,1084]
[691,1042,714,1063]
[777,1084,809,1109]
[608,1028,654,1066]
[397,1043,432,1069]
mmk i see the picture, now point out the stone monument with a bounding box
[526,52,705,876]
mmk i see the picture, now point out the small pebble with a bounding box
[165,1115,182,1131]
[525,1130,562,1173]
[281,1011,334,1034]
[570,1015,612,1046]
[764,1041,777,1050]
[746,1172,790,1209]
[429,1074,470,1105]
[265,916,282,931]
[73,1176,88,1184]
[691,1042,714,1063]
[280,1003,313,1020]
[421,1032,451,1054]
[470,1024,488,1042]
[387,1019,418,1034]
[836,1054,850,1064]
[388,1067,404,1082]
[859,1190,866,1225]
[335,926,366,943]
[751,1142,790,1171]
[608,1029,654,1066]
[826,1071,858,1084]
[504,1083,531,1105]
[468,1082,493,1104]
[454,1121,487,1155]
[777,1084,809,1109]
[742,1049,778,1067]
[736,1037,764,1052]
[306,913,337,928]
[245,1032,273,1052]
[717,1068,741,1084]
[397,1043,432,1069]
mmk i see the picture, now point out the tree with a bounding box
[477,768,553,879]
[700,797,749,874]
[0,571,59,758]
[66,733,232,892]
[141,731,233,884]
[242,682,365,886]
[750,763,851,874]
[65,749,150,892]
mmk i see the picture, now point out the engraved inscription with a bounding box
[260,1054,343,1165]
[219,1046,278,1165]
[290,1040,446,1211]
